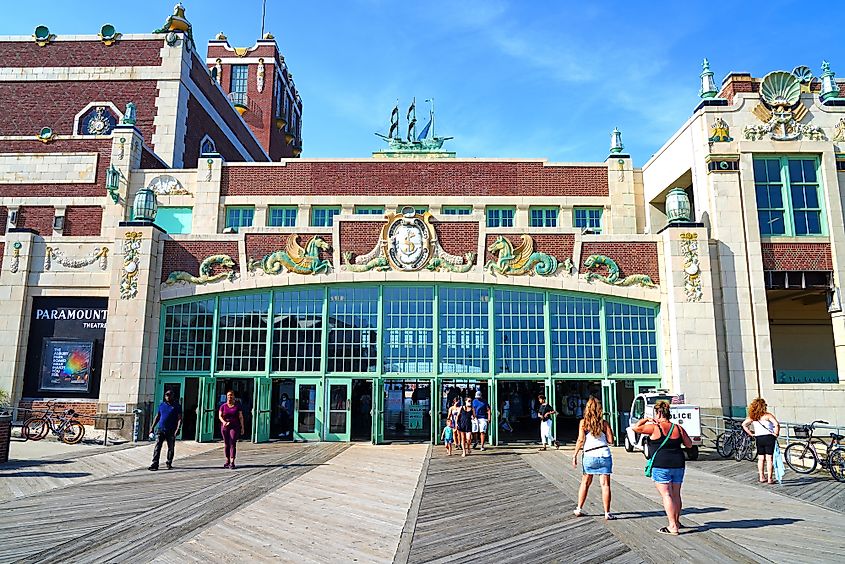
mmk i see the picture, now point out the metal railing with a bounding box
[700,413,844,451]
[10,405,127,446]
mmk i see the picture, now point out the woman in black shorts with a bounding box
[742,398,780,484]
[457,397,476,457]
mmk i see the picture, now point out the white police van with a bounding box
[623,391,701,460]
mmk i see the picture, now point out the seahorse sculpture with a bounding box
[248,235,331,275]
[583,254,656,287]
[342,251,390,272]
[425,253,476,273]
[484,235,558,276]
[165,254,236,285]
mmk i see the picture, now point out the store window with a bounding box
[754,157,824,236]
[216,294,270,372]
[272,288,322,372]
[267,206,297,227]
[327,287,378,372]
[494,289,545,373]
[442,206,473,215]
[550,294,601,374]
[310,206,341,227]
[574,207,603,233]
[530,207,558,228]
[382,286,434,373]
[439,287,489,373]
[486,206,515,228]
[605,302,658,375]
[162,299,215,372]
[384,379,431,440]
[224,206,254,232]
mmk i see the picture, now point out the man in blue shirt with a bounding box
[149,389,182,471]
[472,390,492,451]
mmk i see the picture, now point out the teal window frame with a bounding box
[753,156,826,237]
[230,64,248,94]
[530,206,558,228]
[486,206,515,228]
[574,207,603,233]
[402,205,429,215]
[267,206,297,227]
[224,206,254,232]
[354,206,385,215]
[442,206,472,216]
[311,206,342,227]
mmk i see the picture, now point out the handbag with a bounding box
[644,422,674,478]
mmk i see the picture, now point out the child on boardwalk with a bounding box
[441,419,455,455]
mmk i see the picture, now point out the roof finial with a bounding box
[820,60,839,102]
[700,58,718,99]
[609,127,624,154]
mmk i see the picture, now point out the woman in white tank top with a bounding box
[742,398,780,484]
[572,397,615,520]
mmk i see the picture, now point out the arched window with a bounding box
[77,105,118,136]
[200,135,217,155]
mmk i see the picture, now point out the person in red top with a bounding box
[219,390,245,469]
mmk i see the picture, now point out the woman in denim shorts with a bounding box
[571,397,615,520]
[632,400,693,535]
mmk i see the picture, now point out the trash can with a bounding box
[0,415,12,464]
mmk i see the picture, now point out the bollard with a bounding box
[132,408,144,443]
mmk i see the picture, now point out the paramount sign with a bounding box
[35,308,108,329]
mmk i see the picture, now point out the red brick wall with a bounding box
[0,242,4,273]
[244,233,332,263]
[182,95,251,167]
[17,206,54,235]
[221,161,609,197]
[17,400,98,426]
[718,74,755,104]
[140,146,168,169]
[0,206,7,235]
[761,242,833,271]
[0,39,162,68]
[161,240,240,281]
[339,221,383,257]
[0,81,158,141]
[580,242,660,283]
[0,139,111,198]
[63,206,103,236]
[435,221,479,262]
[485,233,574,264]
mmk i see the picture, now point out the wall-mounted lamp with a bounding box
[105,165,121,204]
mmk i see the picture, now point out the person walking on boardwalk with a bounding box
[741,398,780,484]
[441,418,455,456]
[148,389,182,471]
[537,395,560,450]
[571,397,614,519]
[219,390,245,469]
[447,396,462,450]
[631,400,692,536]
[472,390,492,451]
[456,397,476,457]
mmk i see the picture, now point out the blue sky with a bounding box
[3,1,841,164]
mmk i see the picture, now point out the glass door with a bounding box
[602,379,618,444]
[253,377,272,443]
[155,376,185,439]
[197,377,218,443]
[372,377,385,444]
[294,378,323,441]
[324,378,352,441]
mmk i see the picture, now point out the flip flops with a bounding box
[657,526,680,536]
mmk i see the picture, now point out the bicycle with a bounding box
[733,429,757,462]
[716,418,740,458]
[23,403,85,445]
[783,420,845,482]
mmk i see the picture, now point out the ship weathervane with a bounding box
[375,98,454,156]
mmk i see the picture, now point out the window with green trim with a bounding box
[354,206,384,215]
[754,157,824,236]
[494,289,545,373]
[162,299,214,372]
[383,286,434,373]
[550,295,601,374]
[225,206,254,232]
[267,206,297,227]
[530,206,558,227]
[216,294,269,372]
[327,287,378,373]
[401,205,429,215]
[486,206,515,228]
[272,288,323,372]
[439,287,489,373]
[311,206,341,227]
[574,207,602,233]
[605,302,658,375]
[442,206,472,215]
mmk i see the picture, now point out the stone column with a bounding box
[607,154,637,234]
[102,125,144,240]
[0,231,36,403]
[192,154,224,235]
[98,224,164,427]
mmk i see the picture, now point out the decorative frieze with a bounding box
[583,254,656,287]
[119,232,142,300]
[45,246,109,271]
[10,242,22,273]
[148,175,191,196]
[485,235,557,276]
[249,235,332,275]
[164,254,236,285]
[680,233,703,302]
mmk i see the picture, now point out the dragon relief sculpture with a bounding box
[484,235,558,276]
[164,254,237,285]
[583,255,656,287]
[248,235,331,275]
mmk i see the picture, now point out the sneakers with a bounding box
[573,507,583,517]
[148,464,158,471]
[480,446,486,451]
[605,513,615,521]
[166,463,172,470]
[223,462,230,469]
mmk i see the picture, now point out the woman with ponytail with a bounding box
[571,396,615,520]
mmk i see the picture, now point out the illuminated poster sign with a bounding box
[40,339,93,392]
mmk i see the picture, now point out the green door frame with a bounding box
[602,378,619,444]
[253,376,272,443]
[325,378,352,441]
[372,377,385,444]
[294,377,323,441]
[155,376,186,440]
[198,377,217,442]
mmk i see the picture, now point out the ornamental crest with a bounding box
[386,209,431,271]
[148,175,191,196]
[744,71,824,142]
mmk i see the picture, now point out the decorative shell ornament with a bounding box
[760,71,801,107]
[792,65,813,84]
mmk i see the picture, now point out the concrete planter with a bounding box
[0,415,11,464]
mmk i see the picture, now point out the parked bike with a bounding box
[715,418,754,460]
[783,420,845,482]
[23,402,85,445]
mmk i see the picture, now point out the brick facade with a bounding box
[761,242,833,271]
[0,242,4,273]
[17,205,55,235]
[0,138,111,198]
[244,233,333,264]
[435,221,479,262]
[338,221,383,257]
[0,206,6,235]
[221,161,609,197]
[17,400,97,426]
[140,146,168,169]
[0,39,162,68]
[182,95,252,167]
[485,233,575,264]
[160,240,240,281]
[63,206,103,236]
[580,242,660,284]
